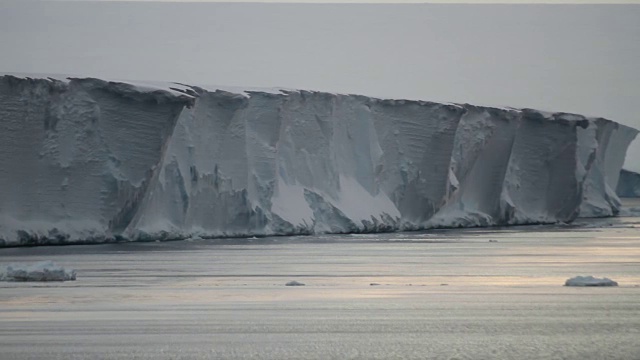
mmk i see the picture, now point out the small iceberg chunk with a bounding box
[1,261,76,282]
[565,276,618,287]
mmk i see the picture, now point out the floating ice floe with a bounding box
[1,261,76,282]
[565,276,618,287]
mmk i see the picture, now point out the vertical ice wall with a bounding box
[435,106,519,226]
[132,86,637,239]
[501,111,584,223]
[0,76,193,244]
[0,75,637,246]
[578,119,639,216]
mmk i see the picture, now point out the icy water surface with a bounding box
[1,202,639,359]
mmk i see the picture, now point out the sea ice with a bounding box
[564,276,618,287]
[1,261,76,282]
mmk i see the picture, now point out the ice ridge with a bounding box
[0,74,637,246]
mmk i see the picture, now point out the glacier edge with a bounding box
[0,74,637,246]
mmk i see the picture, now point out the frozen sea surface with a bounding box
[1,200,639,359]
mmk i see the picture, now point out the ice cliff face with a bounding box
[616,169,640,198]
[0,74,637,246]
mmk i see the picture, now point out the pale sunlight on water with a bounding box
[1,201,639,359]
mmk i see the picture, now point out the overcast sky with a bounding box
[1,1,639,170]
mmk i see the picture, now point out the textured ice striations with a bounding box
[0,75,637,246]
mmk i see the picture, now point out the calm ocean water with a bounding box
[1,200,639,359]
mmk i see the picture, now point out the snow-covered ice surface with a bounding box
[565,275,618,287]
[1,73,638,246]
[0,200,639,359]
[1,261,76,282]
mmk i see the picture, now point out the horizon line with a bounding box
[37,0,640,4]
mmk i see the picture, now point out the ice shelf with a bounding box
[0,74,637,246]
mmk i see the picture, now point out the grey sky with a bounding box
[1,1,639,170]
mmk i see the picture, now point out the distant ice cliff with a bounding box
[0,74,637,246]
[616,169,640,198]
